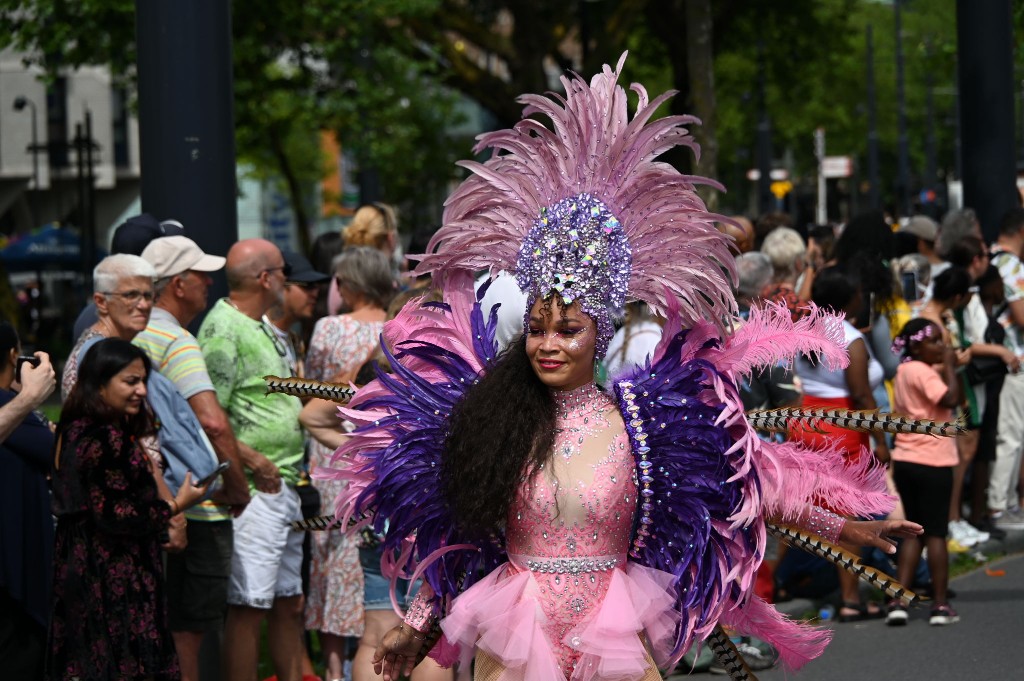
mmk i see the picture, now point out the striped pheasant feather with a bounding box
[707,626,758,681]
[767,523,918,605]
[290,514,341,532]
[747,407,964,437]
[263,375,357,403]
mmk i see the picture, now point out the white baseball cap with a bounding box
[141,236,226,279]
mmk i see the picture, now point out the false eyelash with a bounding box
[263,375,357,403]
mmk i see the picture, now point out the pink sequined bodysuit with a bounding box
[435,383,677,681]
[507,383,637,675]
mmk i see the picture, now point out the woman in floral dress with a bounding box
[303,247,393,681]
[47,339,206,681]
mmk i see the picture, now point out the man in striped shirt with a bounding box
[137,235,250,681]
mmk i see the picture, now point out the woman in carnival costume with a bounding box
[274,55,949,681]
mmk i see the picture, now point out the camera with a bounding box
[15,355,41,384]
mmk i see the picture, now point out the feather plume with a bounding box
[263,375,356,403]
[718,301,848,376]
[767,523,918,604]
[719,596,829,672]
[748,407,965,437]
[289,514,339,532]
[754,439,894,520]
[707,627,758,681]
[316,276,506,622]
[415,52,737,335]
[615,326,763,663]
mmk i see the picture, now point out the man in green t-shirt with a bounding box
[197,239,305,681]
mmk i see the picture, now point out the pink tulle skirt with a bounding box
[439,561,678,681]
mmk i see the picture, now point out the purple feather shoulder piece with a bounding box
[318,273,505,619]
[616,299,894,670]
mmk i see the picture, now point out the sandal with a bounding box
[837,601,885,622]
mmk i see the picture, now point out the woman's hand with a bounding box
[839,518,922,555]
[1003,349,1022,374]
[163,512,188,553]
[373,624,427,681]
[173,472,210,512]
[872,443,891,466]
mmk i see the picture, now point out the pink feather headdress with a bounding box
[415,52,736,356]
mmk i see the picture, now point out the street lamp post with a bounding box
[12,95,41,229]
[12,95,39,190]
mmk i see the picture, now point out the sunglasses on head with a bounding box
[262,262,293,278]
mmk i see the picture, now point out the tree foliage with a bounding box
[711,0,961,215]
[2,0,1005,231]
[0,0,465,250]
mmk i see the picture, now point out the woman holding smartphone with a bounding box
[47,339,207,681]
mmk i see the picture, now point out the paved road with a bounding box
[719,552,1024,680]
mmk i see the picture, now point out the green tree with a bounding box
[0,0,464,251]
[711,0,960,216]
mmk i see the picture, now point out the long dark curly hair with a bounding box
[441,338,556,538]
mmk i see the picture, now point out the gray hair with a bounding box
[937,208,979,259]
[94,254,157,293]
[736,252,773,300]
[760,227,806,280]
[333,246,395,309]
[153,276,175,301]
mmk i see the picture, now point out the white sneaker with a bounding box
[948,520,980,547]
[962,521,990,544]
[956,519,989,545]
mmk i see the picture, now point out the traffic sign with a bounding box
[822,156,852,178]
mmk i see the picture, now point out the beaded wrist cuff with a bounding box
[805,505,846,545]
[402,589,435,633]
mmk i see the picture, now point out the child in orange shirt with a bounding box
[886,318,962,627]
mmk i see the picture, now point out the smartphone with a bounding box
[15,355,41,383]
[901,271,919,302]
[193,461,230,488]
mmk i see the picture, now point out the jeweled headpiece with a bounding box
[415,53,736,356]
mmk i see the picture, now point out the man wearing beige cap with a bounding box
[900,215,943,270]
[137,235,251,681]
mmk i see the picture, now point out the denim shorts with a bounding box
[359,545,417,611]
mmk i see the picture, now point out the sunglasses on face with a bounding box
[285,281,319,291]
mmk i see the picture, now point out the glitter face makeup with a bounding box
[525,297,598,391]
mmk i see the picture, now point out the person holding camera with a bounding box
[0,322,56,679]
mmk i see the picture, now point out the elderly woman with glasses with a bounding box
[61,253,194,554]
[62,254,157,401]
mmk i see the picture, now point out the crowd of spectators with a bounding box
[719,207,1024,631]
[3,202,1024,679]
